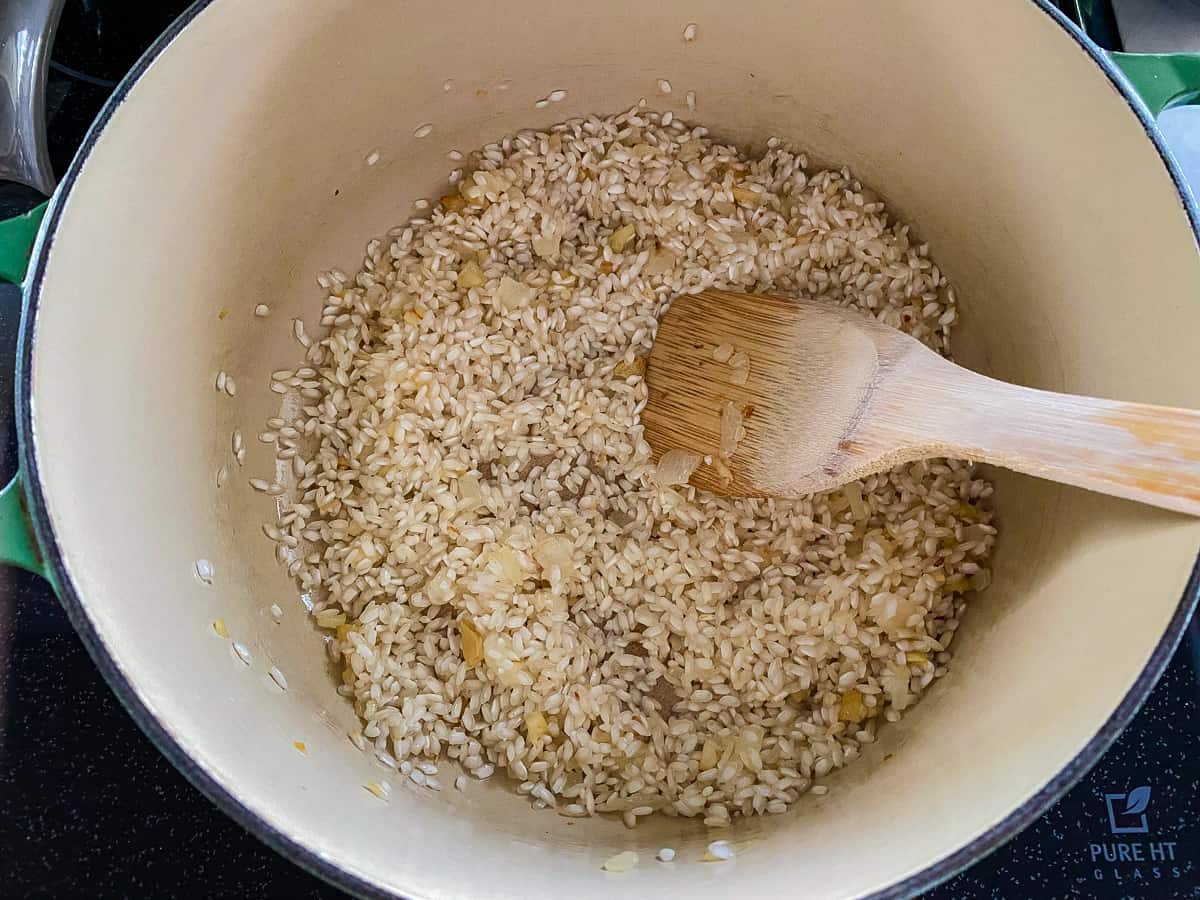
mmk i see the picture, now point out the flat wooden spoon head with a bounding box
[643,289,922,497]
[643,289,1200,514]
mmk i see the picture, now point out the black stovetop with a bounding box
[0,2,1197,897]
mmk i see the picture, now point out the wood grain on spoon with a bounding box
[642,289,1200,515]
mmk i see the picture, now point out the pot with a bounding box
[1,1,1198,897]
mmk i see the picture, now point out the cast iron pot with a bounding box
[0,1,1198,897]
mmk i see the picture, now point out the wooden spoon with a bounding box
[642,289,1200,515]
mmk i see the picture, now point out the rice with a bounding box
[269,665,289,691]
[258,107,995,825]
[232,641,253,666]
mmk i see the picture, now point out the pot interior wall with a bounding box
[27,0,1200,897]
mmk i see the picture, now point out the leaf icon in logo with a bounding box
[1123,786,1151,815]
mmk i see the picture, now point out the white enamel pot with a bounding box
[1,1,1198,897]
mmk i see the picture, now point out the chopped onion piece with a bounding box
[643,246,677,276]
[525,710,548,743]
[532,233,561,259]
[719,401,743,459]
[613,356,647,378]
[704,839,735,861]
[883,663,912,711]
[963,523,990,544]
[732,185,765,205]
[602,850,639,873]
[495,275,534,311]
[533,535,577,579]
[457,472,483,507]
[608,223,636,252]
[843,482,869,520]
[456,260,485,288]
[487,546,528,584]
[459,617,484,665]
[653,449,701,487]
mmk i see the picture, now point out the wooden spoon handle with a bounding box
[902,365,1200,515]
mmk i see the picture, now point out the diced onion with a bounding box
[963,524,990,544]
[719,401,743,459]
[457,472,483,507]
[643,246,677,275]
[608,223,637,252]
[525,710,548,743]
[602,851,639,872]
[699,737,720,770]
[842,482,869,521]
[970,568,992,591]
[495,275,534,311]
[487,546,528,584]
[838,689,866,723]
[456,260,485,288]
[532,233,561,259]
[732,185,765,205]
[882,663,912,711]
[458,618,484,665]
[533,535,578,579]
[653,449,701,487]
[613,356,647,378]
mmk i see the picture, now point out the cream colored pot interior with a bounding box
[27,1,1200,897]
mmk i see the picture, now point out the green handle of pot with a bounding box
[1071,0,1200,117]
[0,473,47,577]
[1111,51,1200,120]
[0,202,46,284]
[0,202,51,580]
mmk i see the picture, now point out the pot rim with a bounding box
[15,1,1200,897]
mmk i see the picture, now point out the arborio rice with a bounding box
[260,107,996,826]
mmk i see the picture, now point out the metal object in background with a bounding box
[0,0,66,195]
[1112,0,1200,52]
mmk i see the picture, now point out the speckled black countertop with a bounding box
[0,2,1197,897]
